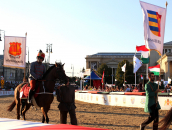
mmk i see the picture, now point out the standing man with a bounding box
[27,50,46,103]
[140,72,163,130]
[56,78,77,125]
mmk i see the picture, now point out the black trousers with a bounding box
[141,109,159,130]
[60,109,77,125]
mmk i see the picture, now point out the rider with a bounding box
[27,50,46,103]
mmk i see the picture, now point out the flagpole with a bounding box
[135,72,136,87]
[157,2,168,103]
[24,32,27,80]
[124,62,126,86]
[90,69,91,88]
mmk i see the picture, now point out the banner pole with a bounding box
[135,73,136,87]
[24,32,27,79]
[157,2,167,103]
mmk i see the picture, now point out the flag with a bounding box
[140,1,166,55]
[101,70,104,85]
[4,36,26,68]
[133,55,142,73]
[136,45,149,64]
[121,63,126,72]
[141,74,144,80]
[148,64,160,75]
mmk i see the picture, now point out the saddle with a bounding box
[20,83,40,99]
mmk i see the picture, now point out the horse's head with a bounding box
[54,62,68,83]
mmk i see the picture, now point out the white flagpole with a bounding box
[24,32,27,79]
[135,72,136,87]
[157,2,168,103]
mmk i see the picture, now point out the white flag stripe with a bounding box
[149,68,160,72]
[140,1,166,55]
[141,51,149,58]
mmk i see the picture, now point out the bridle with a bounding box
[36,64,67,94]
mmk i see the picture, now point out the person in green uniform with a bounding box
[140,72,164,130]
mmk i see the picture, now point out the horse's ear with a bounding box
[55,62,58,67]
[62,63,65,66]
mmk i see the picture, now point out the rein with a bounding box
[35,79,61,95]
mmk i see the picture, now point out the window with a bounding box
[165,49,167,53]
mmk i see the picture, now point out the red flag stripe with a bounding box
[148,64,160,69]
[136,45,149,52]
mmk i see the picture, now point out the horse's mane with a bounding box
[42,65,55,79]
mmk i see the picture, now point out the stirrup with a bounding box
[27,99,31,104]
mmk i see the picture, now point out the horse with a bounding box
[158,107,172,130]
[7,62,67,123]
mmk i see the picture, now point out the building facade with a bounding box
[85,41,172,81]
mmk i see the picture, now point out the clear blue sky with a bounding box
[0,0,171,77]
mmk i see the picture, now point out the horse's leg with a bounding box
[16,93,21,120]
[41,106,50,123]
[42,114,45,123]
[20,99,26,118]
[22,103,31,120]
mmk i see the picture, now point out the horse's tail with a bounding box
[7,100,16,111]
[159,107,172,130]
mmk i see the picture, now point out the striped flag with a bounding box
[140,1,167,55]
[148,64,160,76]
[136,45,149,64]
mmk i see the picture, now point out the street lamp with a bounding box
[0,30,5,79]
[46,44,52,63]
[71,64,74,77]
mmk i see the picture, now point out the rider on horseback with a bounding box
[27,50,46,104]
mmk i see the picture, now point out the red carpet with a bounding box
[16,124,108,130]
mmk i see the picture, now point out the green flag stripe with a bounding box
[141,57,149,64]
[151,71,159,76]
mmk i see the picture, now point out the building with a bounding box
[85,41,172,81]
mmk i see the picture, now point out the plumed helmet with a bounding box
[37,50,45,60]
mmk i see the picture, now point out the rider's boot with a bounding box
[27,90,34,104]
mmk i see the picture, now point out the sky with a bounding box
[0,0,171,77]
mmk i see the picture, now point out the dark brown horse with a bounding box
[7,63,67,123]
[158,107,172,130]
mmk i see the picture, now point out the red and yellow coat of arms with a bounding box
[9,42,22,56]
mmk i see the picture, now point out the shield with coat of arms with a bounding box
[9,42,22,56]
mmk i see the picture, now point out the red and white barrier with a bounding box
[0,118,108,130]
[0,91,14,96]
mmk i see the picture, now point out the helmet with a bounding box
[37,50,45,60]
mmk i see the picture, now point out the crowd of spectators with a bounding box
[83,81,172,93]
[83,83,144,92]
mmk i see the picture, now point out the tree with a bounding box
[97,63,112,84]
[115,60,135,87]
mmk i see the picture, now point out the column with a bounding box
[168,61,170,79]
[86,61,89,69]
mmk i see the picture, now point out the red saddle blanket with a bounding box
[20,84,40,98]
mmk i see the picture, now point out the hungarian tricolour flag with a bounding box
[136,45,149,64]
[148,64,160,76]
[140,1,167,55]
[141,75,143,80]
